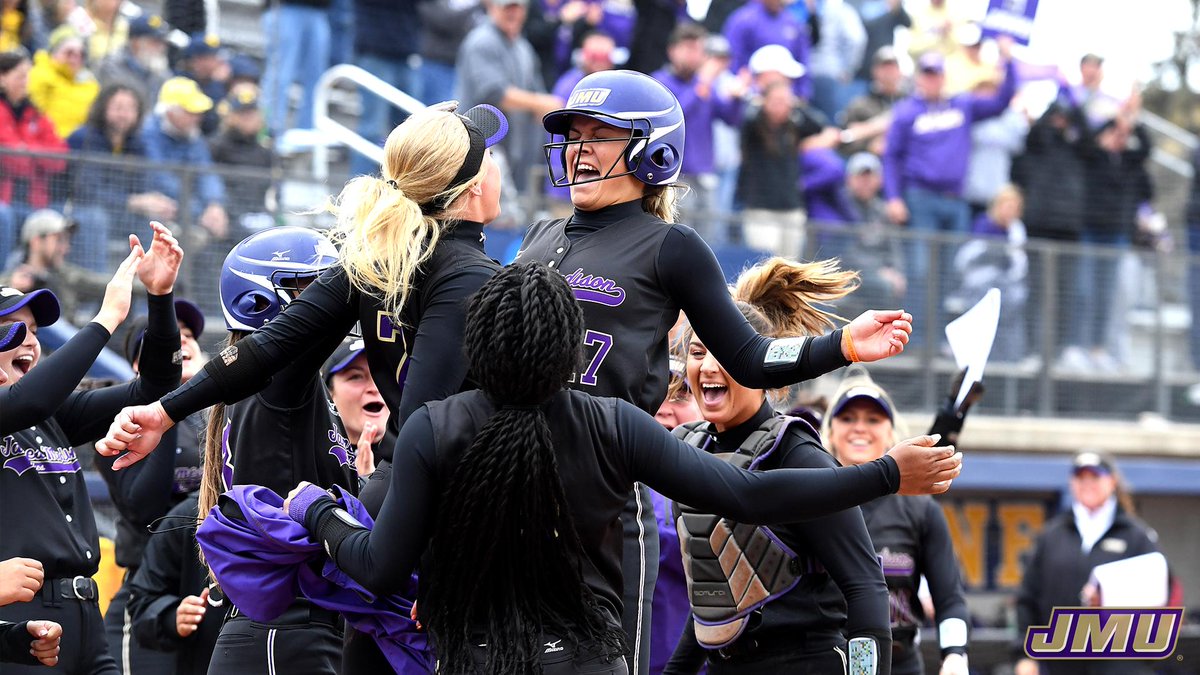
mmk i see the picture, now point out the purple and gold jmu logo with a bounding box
[1024,608,1184,660]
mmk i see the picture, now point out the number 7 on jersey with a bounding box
[571,330,613,386]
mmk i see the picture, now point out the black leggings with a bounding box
[0,587,118,675]
[470,638,629,675]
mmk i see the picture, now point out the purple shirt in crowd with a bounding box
[882,59,1017,200]
[722,0,812,99]
[651,67,744,176]
[801,147,858,224]
[648,489,699,674]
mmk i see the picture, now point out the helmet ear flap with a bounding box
[649,144,676,170]
[233,290,275,322]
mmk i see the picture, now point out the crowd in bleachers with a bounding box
[0,0,1174,373]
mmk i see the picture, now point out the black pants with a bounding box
[342,626,393,673]
[620,482,659,675]
[103,576,176,675]
[0,583,119,675]
[890,647,922,675]
[470,637,629,674]
[206,603,341,675]
[706,633,846,675]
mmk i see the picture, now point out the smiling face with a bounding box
[329,354,389,445]
[0,307,42,385]
[828,397,893,466]
[685,335,764,432]
[565,116,646,212]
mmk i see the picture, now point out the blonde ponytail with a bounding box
[733,257,860,338]
[643,184,686,224]
[327,108,489,322]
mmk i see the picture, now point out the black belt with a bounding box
[44,576,99,602]
[229,601,340,627]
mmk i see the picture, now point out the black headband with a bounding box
[419,116,487,215]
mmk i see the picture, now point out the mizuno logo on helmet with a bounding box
[271,249,291,261]
[568,88,612,107]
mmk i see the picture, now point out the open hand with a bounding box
[176,588,209,637]
[134,222,184,296]
[845,310,913,361]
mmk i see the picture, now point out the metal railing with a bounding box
[309,63,425,180]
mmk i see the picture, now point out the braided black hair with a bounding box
[421,261,627,674]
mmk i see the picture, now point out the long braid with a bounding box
[422,262,627,674]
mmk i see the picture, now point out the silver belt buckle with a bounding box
[71,575,90,600]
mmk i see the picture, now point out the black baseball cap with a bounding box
[323,337,366,384]
[0,287,61,327]
[0,321,27,352]
[122,299,206,365]
[1072,451,1114,476]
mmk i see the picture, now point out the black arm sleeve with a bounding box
[782,438,892,654]
[616,400,899,523]
[395,264,495,424]
[126,507,192,651]
[0,322,109,435]
[918,499,970,658]
[662,619,706,674]
[0,621,37,666]
[657,226,849,390]
[306,407,441,596]
[55,293,182,446]
[257,330,346,410]
[94,424,179,528]
[161,267,358,421]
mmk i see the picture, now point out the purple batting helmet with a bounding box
[219,227,339,331]
[543,69,685,187]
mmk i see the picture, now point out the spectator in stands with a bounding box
[807,0,866,122]
[653,21,747,245]
[83,0,128,64]
[0,48,67,254]
[226,53,261,90]
[69,83,173,272]
[210,87,274,233]
[1,209,108,324]
[832,152,906,317]
[949,184,1028,362]
[1012,98,1091,362]
[0,0,46,54]
[624,0,681,74]
[457,0,562,191]
[906,0,964,59]
[348,0,421,177]
[963,73,1028,219]
[1067,114,1151,373]
[261,0,328,137]
[416,0,482,107]
[802,126,853,231]
[176,33,228,136]
[1070,52,1123,129]
[707,34,743,219]
[96,13,171,109]
[841,45,905,156]
[163,0,215,43]
[883,38,1016,338]
[28,24,99,138]
[723,0,814,99]
[738,79,825,257]
[142,76,227,243]
[852,0,908,97]
[1014,452,1162,675]
[943,22,995,97]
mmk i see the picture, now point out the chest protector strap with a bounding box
[671,415,824,649]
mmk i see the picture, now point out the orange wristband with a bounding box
[842,329,861,363]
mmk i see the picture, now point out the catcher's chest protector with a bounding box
[670,416,823,649]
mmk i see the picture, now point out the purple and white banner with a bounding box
[981,0,1040,46]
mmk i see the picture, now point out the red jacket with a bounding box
[0,96,67,208]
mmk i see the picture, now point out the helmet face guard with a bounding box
[543,112,652,188]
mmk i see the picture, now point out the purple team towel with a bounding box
[196,485,434,674]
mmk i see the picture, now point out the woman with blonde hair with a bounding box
[97,102,510,670]
[822,367,971,675]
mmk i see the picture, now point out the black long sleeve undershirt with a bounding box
[0,621,37,666]
[305,396,899,597]
[0,293,180,441]
[656,225,850,390]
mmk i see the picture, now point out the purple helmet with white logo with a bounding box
[543,69,685,187]
[219,226,339,331]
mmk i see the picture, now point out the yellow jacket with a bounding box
[28,50,101,139]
